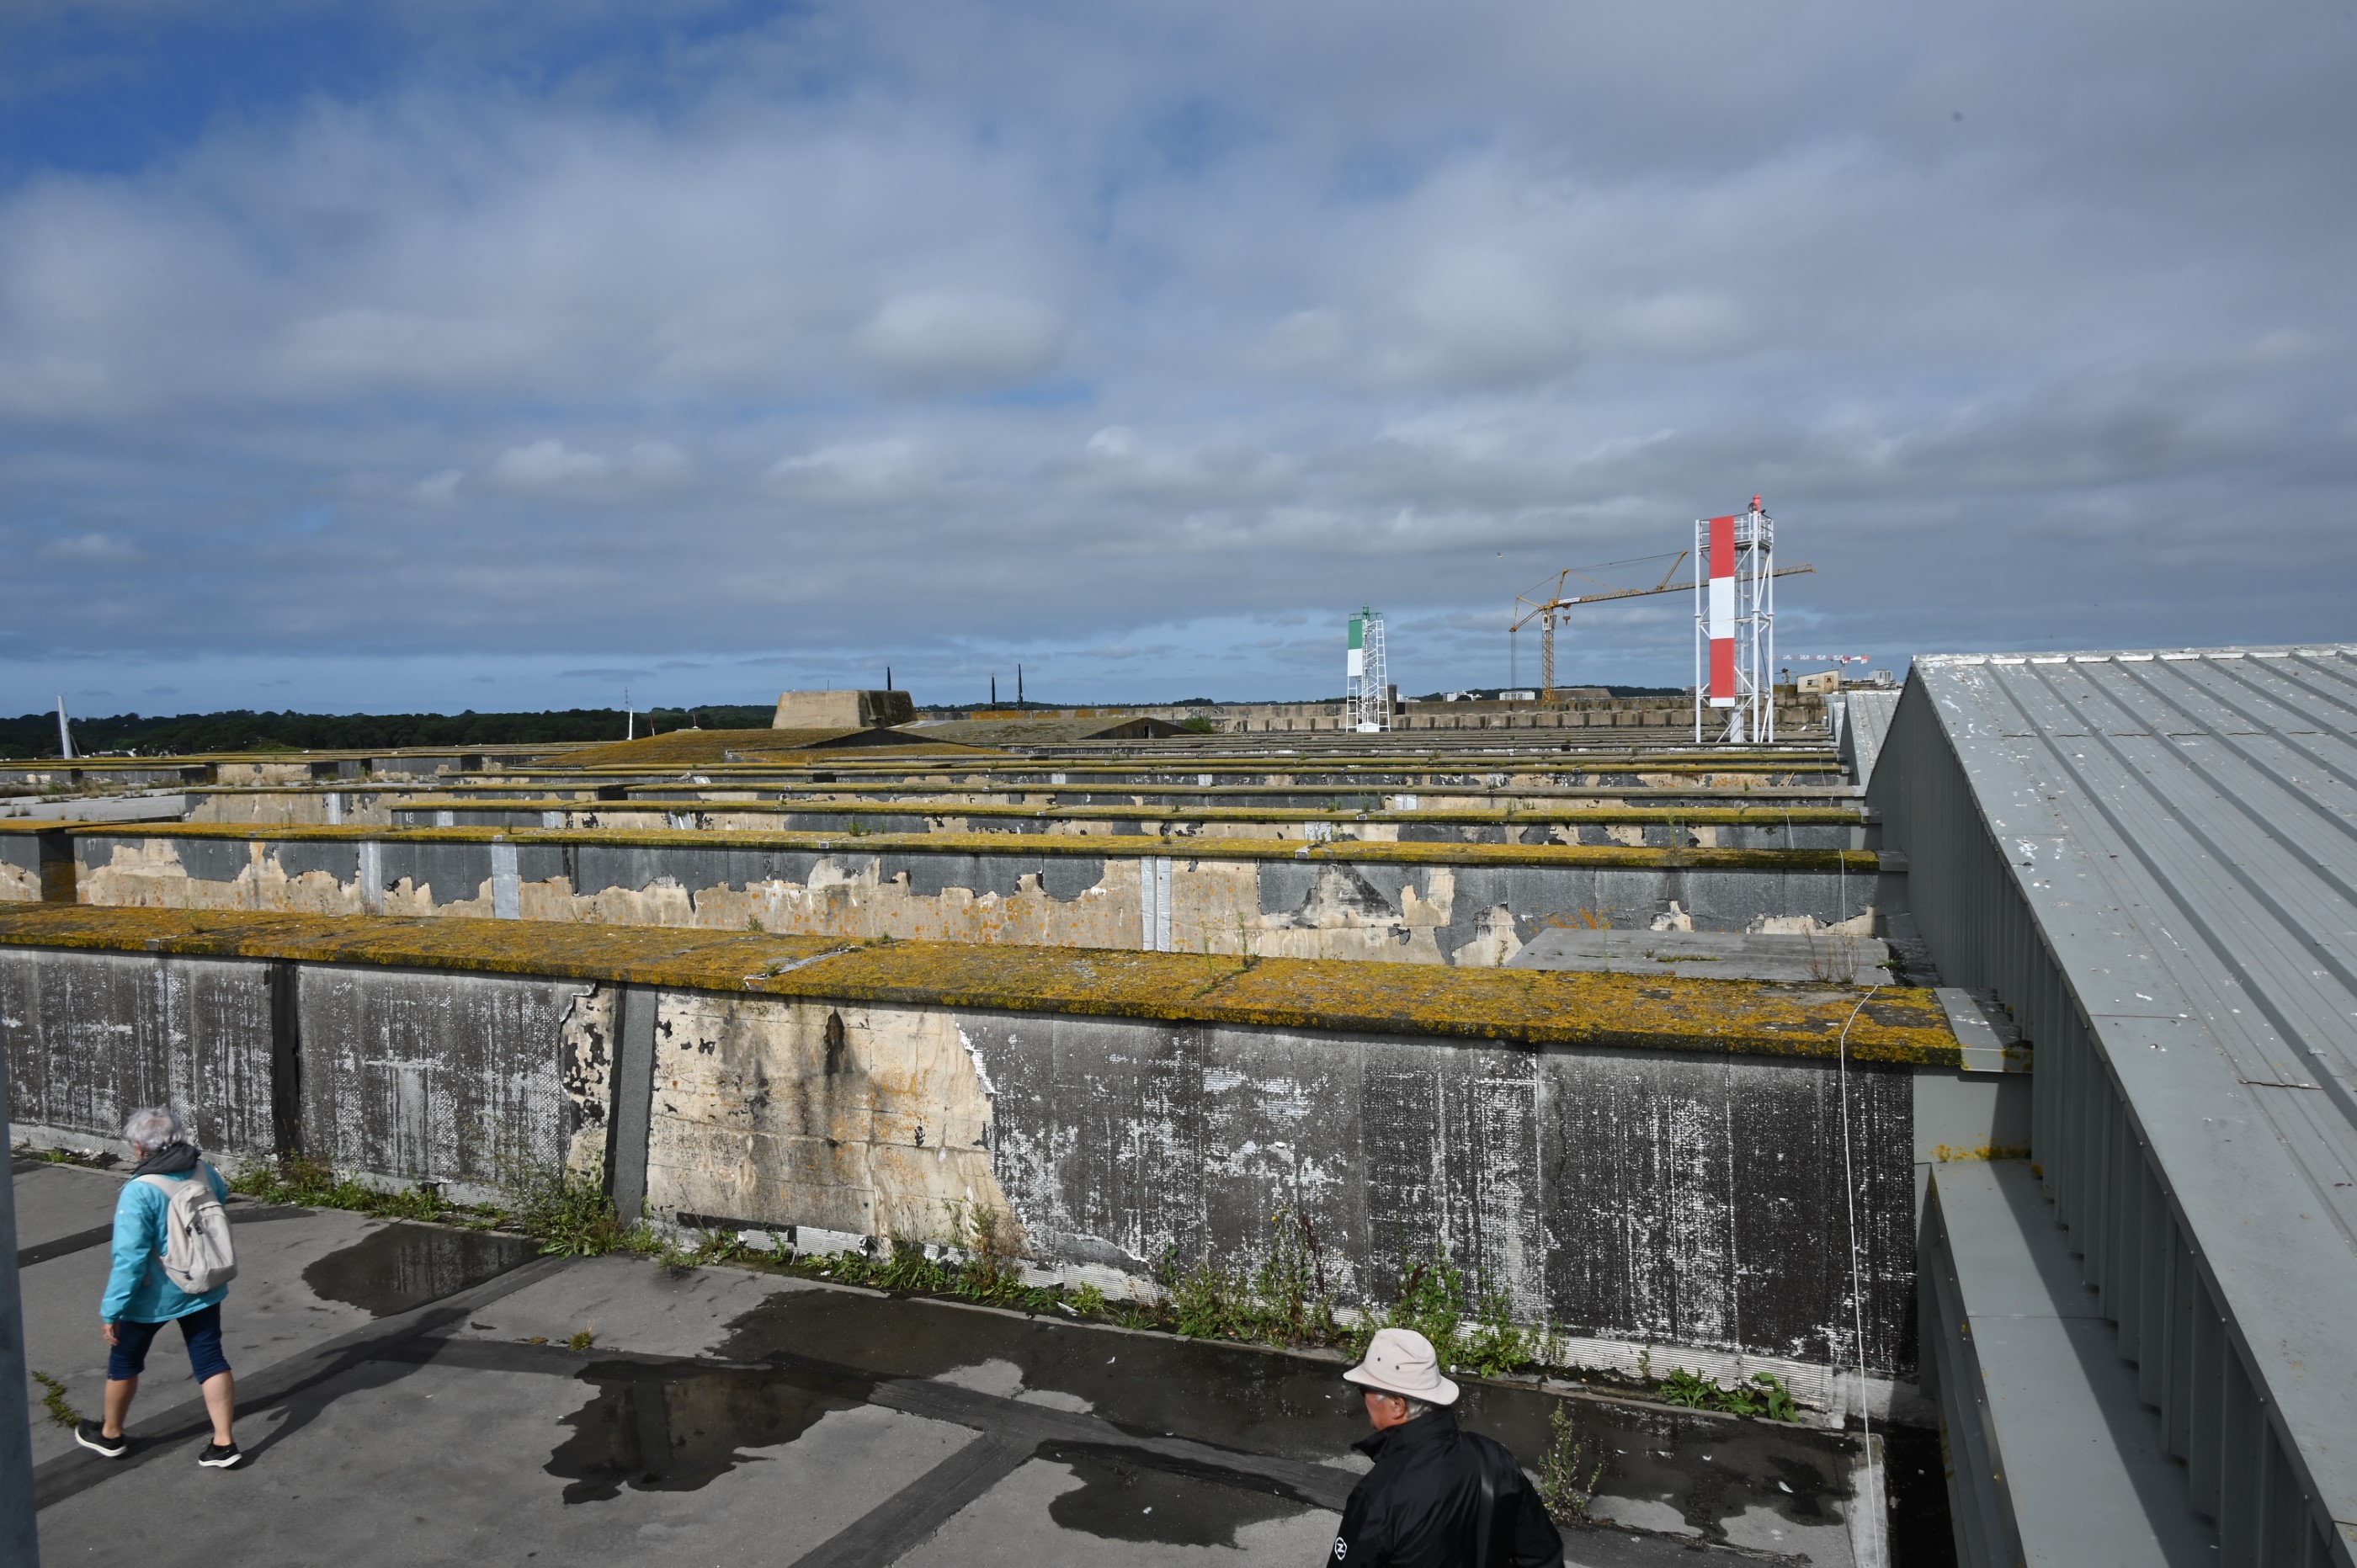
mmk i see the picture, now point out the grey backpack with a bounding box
[138,1167,238,1294]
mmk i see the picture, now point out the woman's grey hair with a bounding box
[1397,1395,1434,1421]
[121,1108,185,1151]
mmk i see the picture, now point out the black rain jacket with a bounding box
[1325,1408,1565,1568]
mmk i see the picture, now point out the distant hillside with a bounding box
[0,704,775,759]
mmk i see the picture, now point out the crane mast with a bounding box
[1508,529,1813,711]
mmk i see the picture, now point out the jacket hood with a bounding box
[130,1141,202,1177]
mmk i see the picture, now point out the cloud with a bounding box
[412,469,464,503]
[0,0,2349,710]
[39,531,135,561]
[487,439,689,498]
[858,292,1063,392]
[763,439,937,503]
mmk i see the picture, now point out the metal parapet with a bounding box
[1920,1161,2217,1565]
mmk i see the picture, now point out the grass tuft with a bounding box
[32,1370,80,1428]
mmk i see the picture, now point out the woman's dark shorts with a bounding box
[107,1304,230,1384]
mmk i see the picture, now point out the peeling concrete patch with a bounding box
[643,995,1022,1249]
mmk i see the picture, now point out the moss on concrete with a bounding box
[0,904,1972,1067]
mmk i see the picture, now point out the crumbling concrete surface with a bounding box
[645,995,1020,1248]
[53,828,1887,967]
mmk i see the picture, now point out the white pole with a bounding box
[55,696,74,760]
[1761,502,1777,744]
[625,686,633,741]
[1693,523,1703,743]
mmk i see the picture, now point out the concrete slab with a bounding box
[36,1359,978,1566]
[19,1194,392,1465]
[892,1454,1334,1567]
[15,1161,1881,1565]
[1509,926,1889,985]
[9,1162,123,1252]
[468,1251,801,1359]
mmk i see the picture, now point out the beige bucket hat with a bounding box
[1343,1326,1460,1406]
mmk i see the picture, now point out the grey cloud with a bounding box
[487,439,689,498]
[0,0,2349,710]
[859,291,1064,392]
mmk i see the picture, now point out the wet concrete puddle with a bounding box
[529,1283,1860,1549]
[1039,1443,1311,1548]
[302,1222,540,1316]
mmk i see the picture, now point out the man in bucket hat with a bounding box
[1329,1326,1562,1567]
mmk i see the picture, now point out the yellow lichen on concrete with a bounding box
[642,993,1016,1245]
[0,905,1973,1066]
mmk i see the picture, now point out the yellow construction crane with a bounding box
[1510,550,1816,699]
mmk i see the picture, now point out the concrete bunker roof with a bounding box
[0,904,1968,1066]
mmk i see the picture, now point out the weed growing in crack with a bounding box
[232,1155,444,1223]
[1250,1209,1341,1347]
[1652,1367,1798,1421]
[566,1327,597,1353]
[495,1161,635,1257]
[31,1370,79,1428]
[1536,1402,1608,1522]
[1162,1251,1254,1341]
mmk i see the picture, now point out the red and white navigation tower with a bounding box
[1694,497,1780,743]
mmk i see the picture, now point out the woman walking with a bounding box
[74,1108,242,1469]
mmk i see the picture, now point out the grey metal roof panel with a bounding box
[1911,644,2357,1544]
[1839,688,1898,787]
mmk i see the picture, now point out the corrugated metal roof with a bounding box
[1911,643,2357,1539]
[1839,688,1898,786]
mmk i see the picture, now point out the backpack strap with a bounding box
[1472,1438,1499,1567]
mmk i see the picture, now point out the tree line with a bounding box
[0,705,778,759]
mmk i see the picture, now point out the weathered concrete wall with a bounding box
[0,906,1969,1379]
[0,946,599,1197]
[960,1013,1918,1374]
[636,997,1914,1374]
[394,800,1859,849]
[644,995,1019,1247]
[0,948,278,1159]
[291,965,599,1201]
[189,789,399,828]
[0,832,40,903]
[56,830,1884,961]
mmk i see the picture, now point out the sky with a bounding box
[1,0,2352,717]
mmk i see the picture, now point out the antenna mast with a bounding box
[1347,608,1390,732]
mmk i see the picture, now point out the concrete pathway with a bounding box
[15,1159,1873,1566]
